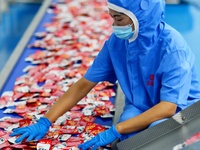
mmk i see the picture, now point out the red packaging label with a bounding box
[19,119,32,127]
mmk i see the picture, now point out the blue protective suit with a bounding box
[84,0,200,140]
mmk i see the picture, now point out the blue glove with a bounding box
[10,117,51,143]
[78,125,121,150]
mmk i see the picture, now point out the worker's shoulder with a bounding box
[161,23,187,50]
[163,23,185,40]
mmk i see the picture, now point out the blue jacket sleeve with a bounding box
[160,50,194,106]
[84,41,117,84]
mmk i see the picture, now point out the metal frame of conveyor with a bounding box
[115,100,200,150]
[0,0,50,92]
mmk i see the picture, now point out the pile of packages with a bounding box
[173,131,200,150]
[0,0,115,149]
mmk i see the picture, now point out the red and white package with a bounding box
[19,118,32,127]
[0,122,14,129]
[37,139,52,150]
[0,138,10,149]
[60,125,85,134]
[58,134,71,142]
[84,123,106,136]
[13,92,26,101]
[185,131,200,145]
[0,98,7,109]
[65,111,83,120]
[1,91,14,101]
[93,106,110,116]
[4,118,23,123]
[173,131,200,150]
[10,144,28,149]
[36,143,52,150]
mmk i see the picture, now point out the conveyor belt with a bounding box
[1,2,200,150]
[0,0,114,127]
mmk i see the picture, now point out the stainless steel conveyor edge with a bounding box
[0,0,51,92]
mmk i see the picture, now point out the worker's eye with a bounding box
[110,14,123,20]
[117,19,123,22]
[113,17,123,22]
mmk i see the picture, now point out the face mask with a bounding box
[112,24,134,40]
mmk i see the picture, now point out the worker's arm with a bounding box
[79,101,177,150]
[45,77,97,123]
[116,101,177,134]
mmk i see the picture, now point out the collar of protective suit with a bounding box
[108,0,165,50]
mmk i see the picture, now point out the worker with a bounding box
[10,0,200,150]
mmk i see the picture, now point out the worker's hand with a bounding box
[78,125,121,150]
[10,117,51,143]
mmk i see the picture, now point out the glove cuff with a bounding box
[112,125,121,138]
[38,117,52,127]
